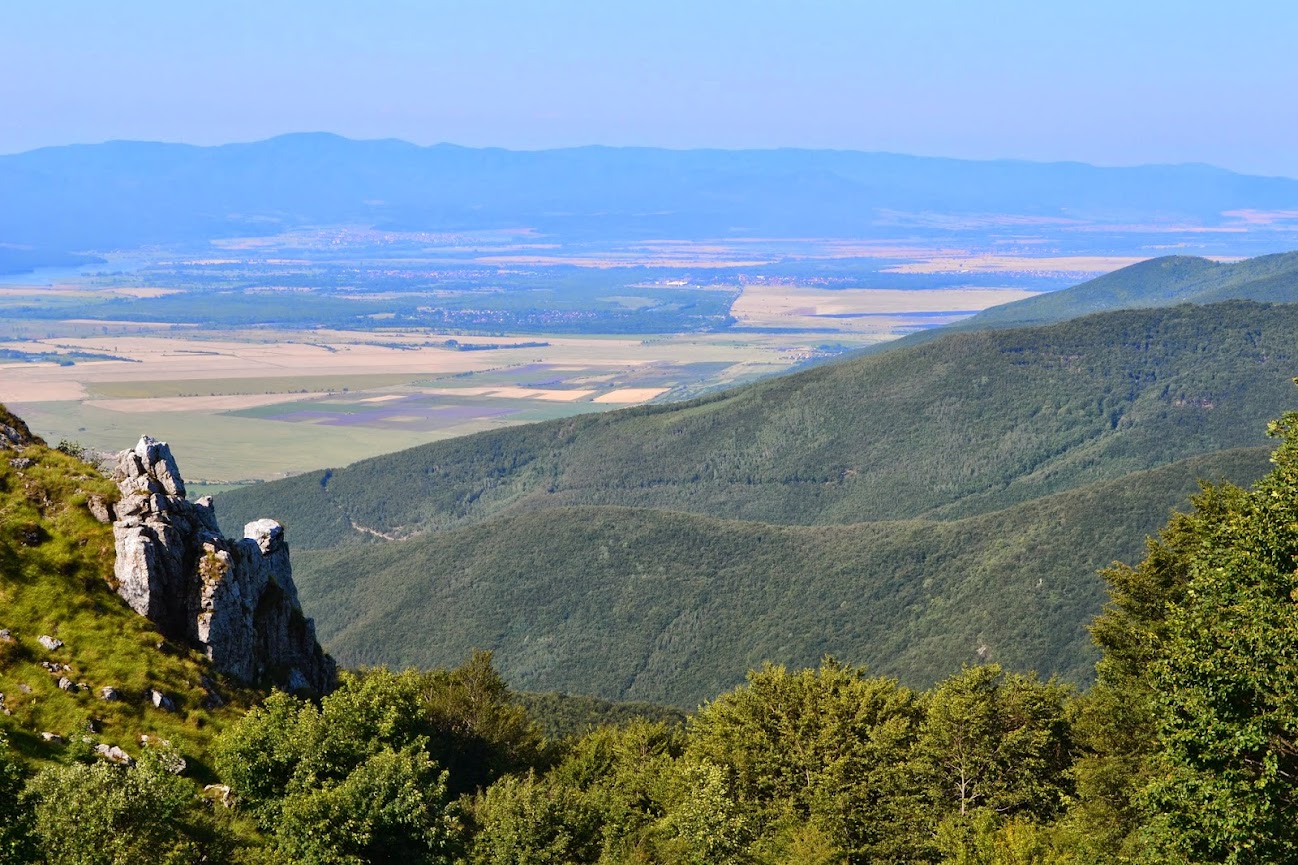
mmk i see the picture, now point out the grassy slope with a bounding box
[291,447,1273,707]
[0,406,252,778]
[219,301,1298,549]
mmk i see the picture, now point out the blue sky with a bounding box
[3,0,1296,175]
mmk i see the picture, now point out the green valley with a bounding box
[216,298,1298,703]
[293,447,1271,705]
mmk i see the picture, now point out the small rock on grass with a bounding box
[148,688,176,712]
[95,744,134,767]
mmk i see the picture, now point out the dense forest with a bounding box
[218,300,1298,698]
[5,402,1298,861]
[292,447,1271,702]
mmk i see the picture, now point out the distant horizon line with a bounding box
[6,131,1294,180]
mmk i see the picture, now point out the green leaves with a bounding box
[470,771,603,865]
[214,667,484,862]
[1136,412,1298,863]
[688,659,921,861]
[24,753,196,865]
[275,747,458,865]
[1074,410,1298,863]
[0,734,34,864]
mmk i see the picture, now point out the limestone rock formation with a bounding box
[109,436,335,693]
[0,408,40,450]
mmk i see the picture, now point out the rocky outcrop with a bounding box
[109,436,335,693]
[0,405,42,450]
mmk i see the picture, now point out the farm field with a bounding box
[728,285,1038,331]
[0,231,1072,489]
[14,222,1242,493]
[0,327,856,488]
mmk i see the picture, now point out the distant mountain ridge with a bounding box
[4,133,1298,255]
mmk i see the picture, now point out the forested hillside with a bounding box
[9,417,1298,861]
[219,300,1298,548]
[956,249,1298,329]
[213,299,1298,703]
[293,447,1270,704]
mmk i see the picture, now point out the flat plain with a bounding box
[0,234,1168,489]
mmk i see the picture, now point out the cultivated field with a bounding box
[1,329,849,487]
[729,285,1041,332]
[883,255,1148,276]
[0,235,1152,489]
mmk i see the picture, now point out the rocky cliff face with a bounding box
[107,436,335,693]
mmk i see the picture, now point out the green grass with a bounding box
[0,413,253,777]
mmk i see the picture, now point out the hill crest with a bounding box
[946,250,1298,330]
[218,299,1298,550]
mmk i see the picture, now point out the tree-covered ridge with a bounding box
[291,447,1272,704]
[511,692,687,741]
[219,300,1298,550]
[215,299,1298,705]
[953,249,1298,329]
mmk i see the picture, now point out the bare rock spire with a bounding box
[109,436,335,693]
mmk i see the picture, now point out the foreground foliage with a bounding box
[9,403,1298,861]
[25,747,201,865]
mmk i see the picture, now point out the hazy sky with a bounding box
[3,1,1296,175]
